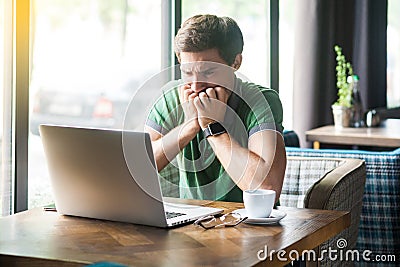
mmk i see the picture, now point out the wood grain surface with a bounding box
[0,199,350,267]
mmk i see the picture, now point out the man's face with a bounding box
[179,48,236,94]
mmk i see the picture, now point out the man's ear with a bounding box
[176,53,181,63]
[231,54,242,70]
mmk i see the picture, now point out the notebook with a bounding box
[39,124,223,227]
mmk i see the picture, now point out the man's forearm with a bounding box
[206,132,282,194]
[151,122,199,171]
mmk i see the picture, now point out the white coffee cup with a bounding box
[243,189,276,218]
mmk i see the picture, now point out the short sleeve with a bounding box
[247,89,284,136]
[238,83,284,136]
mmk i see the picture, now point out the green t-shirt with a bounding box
[146,77,283,202]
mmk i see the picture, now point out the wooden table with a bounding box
[306,119,400,149]
[0,199,350,267]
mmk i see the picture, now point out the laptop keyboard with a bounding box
[166,211,186,219]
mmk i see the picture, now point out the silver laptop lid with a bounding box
[40,125,169,227]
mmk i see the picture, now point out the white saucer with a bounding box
[233,209,287,225]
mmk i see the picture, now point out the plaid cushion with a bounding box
[281,159,339,208]
[159,161,180,198]
[282,157,366,267]
[286,147,400,258]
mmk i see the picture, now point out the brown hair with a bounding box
[174,14,244,65]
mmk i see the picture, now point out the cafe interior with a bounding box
[0,0,399,266]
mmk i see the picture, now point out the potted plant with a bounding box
[332,45,354,128]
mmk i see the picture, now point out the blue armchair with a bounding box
[284,143,400,259]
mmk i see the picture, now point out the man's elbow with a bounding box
[262,160,286,202]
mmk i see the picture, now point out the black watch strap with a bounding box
[203,122,226,138]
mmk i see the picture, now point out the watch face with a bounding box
[203,122,226,138]
[208,122,226,136]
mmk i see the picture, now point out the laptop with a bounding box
[39,124,223,228]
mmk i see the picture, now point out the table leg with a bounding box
[313,141,320,149]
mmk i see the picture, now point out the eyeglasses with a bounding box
[193,212,247,229]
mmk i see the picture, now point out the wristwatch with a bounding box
[203,122,226,138]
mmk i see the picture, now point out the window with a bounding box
[1,0,14,216]
[0,0,6,215]
[387,0,400,108]
[278,0,295,130]
[4,0,276,212]
[28,0,162,208]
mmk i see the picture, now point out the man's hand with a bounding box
[179,84,201,132]
[194,87,231,129]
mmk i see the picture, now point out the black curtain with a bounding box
[292,0,387,147]
[353,0,388,110]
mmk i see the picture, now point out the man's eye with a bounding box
[204,71,214,77]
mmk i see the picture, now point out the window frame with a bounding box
[14,0,30,213]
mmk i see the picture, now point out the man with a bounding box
[145,14,286,202]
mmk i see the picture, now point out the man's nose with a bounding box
[190,81,206,93]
